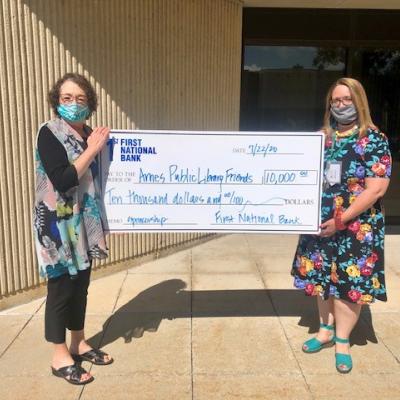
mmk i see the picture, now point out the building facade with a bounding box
[0,0,398,307]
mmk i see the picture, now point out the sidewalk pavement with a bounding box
[1,234,400,400]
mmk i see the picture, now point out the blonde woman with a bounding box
[292,77,391,373]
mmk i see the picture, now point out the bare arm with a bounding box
[341,177,390,223]
[320,177,390,237]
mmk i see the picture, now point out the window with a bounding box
[241,46,345,131]
[241,8,400,221]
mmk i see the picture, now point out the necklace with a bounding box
[326,126,358,162]
[335,125,359,138]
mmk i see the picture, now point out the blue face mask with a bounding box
[57,103,90,123]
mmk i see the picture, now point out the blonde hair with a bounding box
[322,77,376,138]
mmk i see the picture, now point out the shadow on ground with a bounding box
[88,279,377,349]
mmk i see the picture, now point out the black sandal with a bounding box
[51,363,94,385]
[72,348,114,365]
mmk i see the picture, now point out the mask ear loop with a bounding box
[329,113,338,130]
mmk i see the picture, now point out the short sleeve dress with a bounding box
[292,127,392,304]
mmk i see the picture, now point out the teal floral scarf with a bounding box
[33,118,108,279]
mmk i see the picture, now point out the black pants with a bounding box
[45,267,91,344]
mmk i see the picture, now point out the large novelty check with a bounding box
[99,130,324,233]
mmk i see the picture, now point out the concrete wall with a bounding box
[0,0,243,304]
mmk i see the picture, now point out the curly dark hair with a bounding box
[48,73,98,118]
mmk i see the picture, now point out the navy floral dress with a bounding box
[292,127,392,304]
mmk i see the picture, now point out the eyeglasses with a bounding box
[59,94,88,105]
[330,96,353,107]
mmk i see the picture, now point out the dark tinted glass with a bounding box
[240,46,345,131]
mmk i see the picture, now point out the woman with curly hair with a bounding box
[33,73,113,384]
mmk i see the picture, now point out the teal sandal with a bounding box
[334,336,352,373]
[302,323,335,353]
